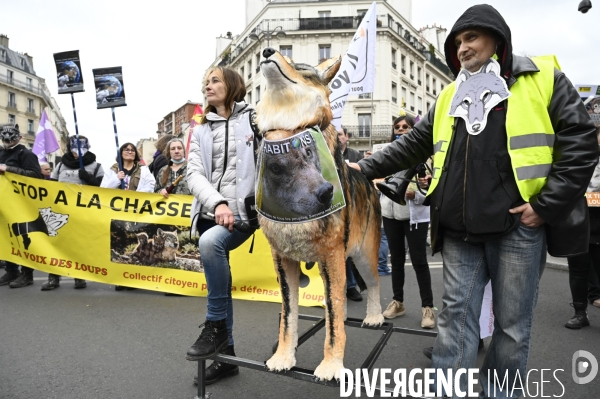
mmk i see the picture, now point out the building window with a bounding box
[427,101,431,111]
[8,114,15,124]
[401,55,406,74]
[7,70,13,84]
[410,61,414,79]
[27,98,34,113]
[319,45,331,62]
[28,119,34,134]
[20,58,25,68]
[391,48,396,69]
[391,82,397,103]
[426,73,430,91]
[247,91,252,105]
[433,78,437,95]
[280,45,293,59]
[247,61,252,79]
[255,53,261,73]
[256,86,261,103]
[410,92,415,111]
[358,114,371,137]
[417,67,422,84]
[418,96,422,115]
[401,87,407,108]
[318,11,331,18]
[8,92,16,108]
[240,66,245,78]
[358,93,371,99]
[0,49,5,60]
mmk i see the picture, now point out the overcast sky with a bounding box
[3,0,596,168]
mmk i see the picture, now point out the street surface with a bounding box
[0,254,598,399]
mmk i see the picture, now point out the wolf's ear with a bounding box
[316,55,341,85]
[157,228,164,235]
[484,59,501,76]
[456,69,469,87]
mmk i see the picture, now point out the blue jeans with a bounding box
[197,219,255,346]
[431,224,546,399]
[345,258,357,290]
[378,226,389,272]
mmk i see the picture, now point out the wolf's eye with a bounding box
[480,90,492,104]
[269,164,282,174]
[461,97,472,109]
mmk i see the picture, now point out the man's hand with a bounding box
[347,162,361,172]
[0,164,6,174]
[215,203,235,232]
[405,190,416,200]
[509,203,545,227]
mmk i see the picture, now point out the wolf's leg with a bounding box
[266,253,300,372]
[352,224,384,327]
[314,252,347,381]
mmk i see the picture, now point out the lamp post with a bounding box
[249,21,286,47]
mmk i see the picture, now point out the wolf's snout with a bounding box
[316,182,334,206]
[263,48,276,59]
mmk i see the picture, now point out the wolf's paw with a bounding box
[266,353,296,372]
[314,358,344,381]
[362,313,384,327]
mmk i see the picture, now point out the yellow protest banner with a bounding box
[0,173,325,306]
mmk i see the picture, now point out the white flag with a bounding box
[329,1,377,130]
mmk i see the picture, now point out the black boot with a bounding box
[193,345,239,386]
[0,270,19,286]
[565,302,590,329]
[41,274,60,291]
[186,319,228,361]
[9,269,34,288]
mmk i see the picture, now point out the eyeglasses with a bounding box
[123,148,136,153]
[394,124,410,130]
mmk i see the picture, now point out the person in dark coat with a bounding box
[351,5,598,397]
[148,134,173,179]
[0,124,43,288]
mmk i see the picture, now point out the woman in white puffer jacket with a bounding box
[184,66,258,385]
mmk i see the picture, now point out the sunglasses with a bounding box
[394,124,410,130]
[123,148,136,153]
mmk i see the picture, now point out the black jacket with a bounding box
[358,6,598,256]
[149,153,168,179]
[0,144,43,179]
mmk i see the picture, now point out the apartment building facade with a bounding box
[0,34,69,163]
[209,0,453,154]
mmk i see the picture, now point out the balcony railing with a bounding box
[392,97,397,103]
[0,73,51,105]
[223,15,453,79]
[392,62,396,70]
[344,125,394,139]
[7,101,16,109]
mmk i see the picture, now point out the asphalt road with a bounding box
[0,256,599,399]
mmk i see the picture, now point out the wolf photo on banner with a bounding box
[255,127,345,223]
[53,50,84,94]
[92,67,127,109]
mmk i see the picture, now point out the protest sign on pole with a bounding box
[329,1,377,130]
[53,51,85,94]
[92,67,127,187]
[92,67,127,109]
[54,50,85,170]
[32,110,60,162]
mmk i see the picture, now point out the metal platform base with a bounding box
[193,313,437,398]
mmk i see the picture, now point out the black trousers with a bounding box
[567,244,600,306]
[382,218,433,307]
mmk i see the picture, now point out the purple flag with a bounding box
[32,110,60,162]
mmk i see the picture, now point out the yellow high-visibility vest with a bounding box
[429,55,560,201]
